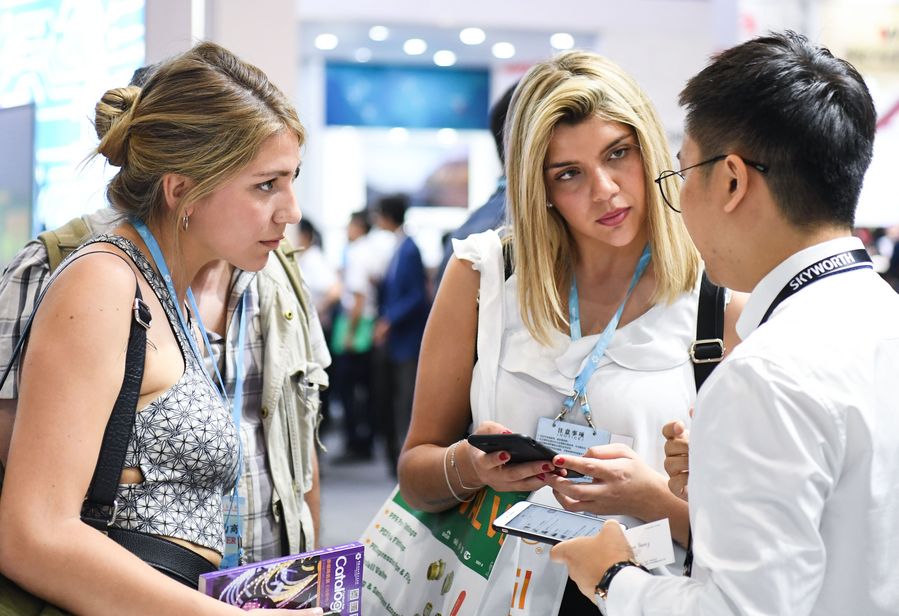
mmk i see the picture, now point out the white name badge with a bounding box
[221,493,246,569]
[535,417,634,483]
[534,416,634,455]
[624,518,676,568]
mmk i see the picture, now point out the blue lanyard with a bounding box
[557,244,651,431]
[130,221,200,359]
[186,290,247,420]
[131,219,249,566]
[218,291,248,569]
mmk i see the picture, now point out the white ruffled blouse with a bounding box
[455,229,698,479]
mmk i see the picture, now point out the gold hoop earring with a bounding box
[182,214,190,232]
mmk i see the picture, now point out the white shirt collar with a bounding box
[736,235,866,340]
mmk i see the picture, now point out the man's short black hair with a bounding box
[679,30,876,228]
[349,210,372,234]
[299,218,322,247]
[490,82,517,165]
[129,64,158,88]
[375,193,410,226]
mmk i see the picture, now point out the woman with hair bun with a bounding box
[0,42,323,615]
[399,50,744,614]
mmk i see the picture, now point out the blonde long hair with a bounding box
[505,50,699,345]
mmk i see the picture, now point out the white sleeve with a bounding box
[606,355,839,615]
[452,230,504,427]
[343,244,369,296]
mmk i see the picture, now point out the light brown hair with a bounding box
[93,41,305,230]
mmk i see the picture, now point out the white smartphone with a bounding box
[492,501,620,545]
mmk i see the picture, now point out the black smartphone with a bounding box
[466,433,583,477]
[492,501,618,545]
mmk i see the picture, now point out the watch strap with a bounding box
[595,559,649,600]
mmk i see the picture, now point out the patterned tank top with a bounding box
[80,236,239,553]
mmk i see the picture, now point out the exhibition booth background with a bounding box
[1,0,897,269]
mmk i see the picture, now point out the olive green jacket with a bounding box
[256,243,331,553]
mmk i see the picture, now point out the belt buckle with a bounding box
[106,499,120,526]
[690,338,725,364]
[133,297,152,329]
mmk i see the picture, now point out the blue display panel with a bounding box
[0,104,35,268]
[0,0,145,236]
[326,62,490,129]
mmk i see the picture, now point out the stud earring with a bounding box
[546,202,554,209]
[182,214,190,232]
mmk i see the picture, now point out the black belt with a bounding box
[107,528,218,587]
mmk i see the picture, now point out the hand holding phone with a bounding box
[467,433,557,463]
[466,433,584,478]
[491,501,618,545]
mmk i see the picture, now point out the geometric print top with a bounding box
[79,235,239,554]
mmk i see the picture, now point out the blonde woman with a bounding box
[398,50,743,614]
[0,43,323,615]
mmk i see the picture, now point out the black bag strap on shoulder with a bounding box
[692,271,726,390]
[683,271,726,578]
[502,240,515,281]
[81,268,151,529]
[0,251,151,529]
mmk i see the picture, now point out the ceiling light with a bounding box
[388,127,409,143]
[437,128,458,145]
[491,42,515,59]
[433,50,457,67]
[314,33,339,51]
[354,47,372,63]
[403,38,428,56]
[550,32,575,50]
[369,25,389,41]
[459,27,486,45]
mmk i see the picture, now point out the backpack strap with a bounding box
[38,214,93,272]
[274,240,313,317]
[692,271,726,391]
[0,250,151,529]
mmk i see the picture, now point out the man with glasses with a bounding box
[549,30,899,615]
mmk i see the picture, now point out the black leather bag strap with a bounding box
[82,272,151,528]
[0,251,151,529]
[683,271,727,578]
[692,271,726,391]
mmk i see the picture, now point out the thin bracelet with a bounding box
[450,441,480,491]
[443,444,474,502]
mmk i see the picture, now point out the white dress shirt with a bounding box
[609,236,899,615]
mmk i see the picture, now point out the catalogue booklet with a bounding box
[199,541,364,614]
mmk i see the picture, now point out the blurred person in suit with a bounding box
[373,194,430,477]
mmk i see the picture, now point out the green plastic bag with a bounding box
[359,485,529,615]
[330,313,375,354]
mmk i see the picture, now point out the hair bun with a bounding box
[94,85,140,167]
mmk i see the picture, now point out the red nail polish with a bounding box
[502,430,513,434]
[536,473,546,481]
[555,457,566,465]
[499,452,510,462]
[542,464,552,472]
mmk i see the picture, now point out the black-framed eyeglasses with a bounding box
[654,154,769,213]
